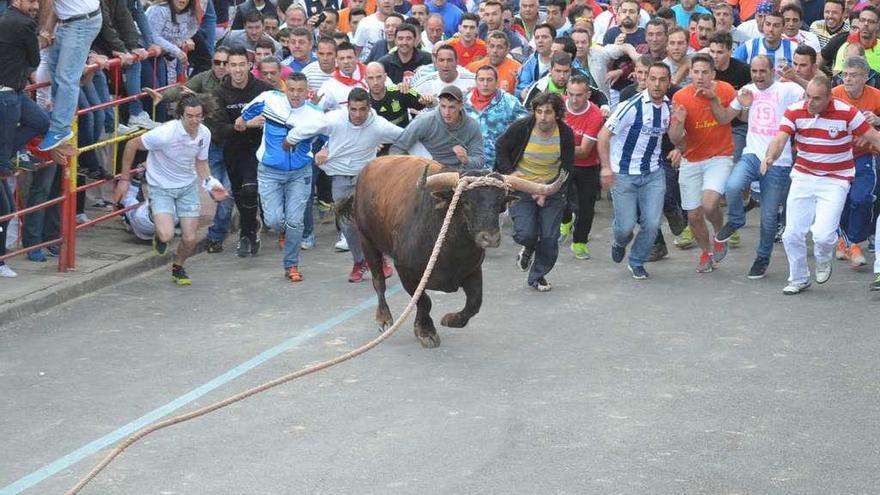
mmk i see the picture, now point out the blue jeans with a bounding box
[509,190,566,285]
[0,90,50,172]
[839,154,877,245]
[732,121,747,165]
[198,0,217,56]
[611,168,666,268]
[258,164,312,269]
[331,175,364,264]
[142,56,169,121]
[302,163,320,239]
[44,13,102,136]
[124,61,145,116]
[206,143,233,242]
[81,72,113,135]
[724,154,791,259]
[23,163,61,248]
[76,91,104,176]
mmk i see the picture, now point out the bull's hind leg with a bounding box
[361,235,393,331]
[399,271,440,348]
[441,269,482,328]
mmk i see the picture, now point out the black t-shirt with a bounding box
[820,31,850,71]
[715,58,751,89]
[714,58,750,126]
[370,87,426,128]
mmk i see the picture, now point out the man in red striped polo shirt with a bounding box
[762,73,880,295]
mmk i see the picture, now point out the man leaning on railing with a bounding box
[0,0,51,277]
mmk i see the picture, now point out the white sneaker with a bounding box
[128,111,160,130]
[76,213,89,224]
[0,264,18,278]
[116,123,139,135]
[783,281,811,295]
[300,234,316,250]
[815,260,833,284]
[334,233,349,252]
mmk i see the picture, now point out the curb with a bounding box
[0,232,210,328]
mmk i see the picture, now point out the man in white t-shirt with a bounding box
[351,0,394,62]
[113,95,228,286]
[710,55,805,279]
[411,44,476,95]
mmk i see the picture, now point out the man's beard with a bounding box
[620,19,636,29]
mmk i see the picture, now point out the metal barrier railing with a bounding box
[0,47,186,271]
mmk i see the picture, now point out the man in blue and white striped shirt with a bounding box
[597,62,672,280]
[733,11,798,69]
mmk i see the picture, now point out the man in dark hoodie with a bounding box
[494,92,574,292]
[208,45,274,257]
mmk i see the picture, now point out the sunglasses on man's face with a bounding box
[213,60,228,66]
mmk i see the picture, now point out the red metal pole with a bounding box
[59,118,80,272]
[58,161,73,272]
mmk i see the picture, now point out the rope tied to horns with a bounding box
[65,174,512,495]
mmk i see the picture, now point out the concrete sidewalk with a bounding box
[0,203,214,326]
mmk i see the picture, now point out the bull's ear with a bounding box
[431,190,453,210]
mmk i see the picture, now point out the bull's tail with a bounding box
[335,195,355,221]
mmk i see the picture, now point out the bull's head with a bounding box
[419,167,568,249]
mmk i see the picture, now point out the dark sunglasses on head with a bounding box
[213,60,228,66]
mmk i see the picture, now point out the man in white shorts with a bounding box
[113,95,228,286]
[669,53,738,273]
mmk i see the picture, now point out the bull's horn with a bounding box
[504,170,569,195]
[421,172,460,191]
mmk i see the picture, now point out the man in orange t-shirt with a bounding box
[447,14,487,66]
[466,30,521,94]
[669,53,737,273]
[831,56,880,267]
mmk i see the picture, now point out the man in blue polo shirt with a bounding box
[427,0,462,39]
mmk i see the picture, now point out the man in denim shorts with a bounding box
[113,95,228,285]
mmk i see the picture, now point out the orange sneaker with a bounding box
[848,244,867,267]
[348,261,368,282]
[286,266,303,282]
[835,238,847,260]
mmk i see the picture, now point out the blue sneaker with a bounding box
[46,245,60,257]
[611,243,626,263]
[37,130,74,152]
[628,264,649,280]
[27,249,48,262]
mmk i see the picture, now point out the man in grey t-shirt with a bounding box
[390,85,485,170]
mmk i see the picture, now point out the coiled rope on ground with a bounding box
[65,174,510,495]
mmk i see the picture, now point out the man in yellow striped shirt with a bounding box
[495,92,575,292]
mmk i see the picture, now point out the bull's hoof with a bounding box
[376,307,393,333]
[417,333,441,348]
[441,312,470,328]
[414,327,441,348]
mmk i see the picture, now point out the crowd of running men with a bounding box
[2,0,880,295]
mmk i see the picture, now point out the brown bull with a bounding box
[339,155,567,348]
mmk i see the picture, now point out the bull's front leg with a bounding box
[399,270,440,348]
[441,269,482,328]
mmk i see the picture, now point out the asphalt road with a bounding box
[2,207,879,495]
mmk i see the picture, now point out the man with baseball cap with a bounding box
[390,85,485,170]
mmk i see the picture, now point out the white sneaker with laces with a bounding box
[815,260,833,284]
[783,281,811,295]
[334,233,349,252]
[76,213,89,224]
[128,111,160,130]
[0,264,18,278]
